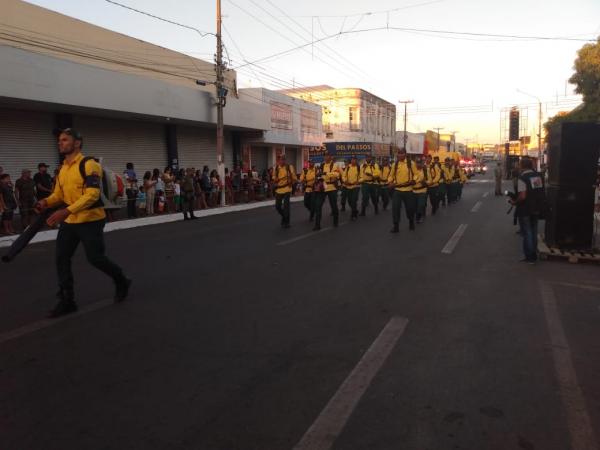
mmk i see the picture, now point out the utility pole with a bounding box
[433,127,444,153]
[451,130,459,153]
[398,100,414,150]
[216,0,225,206]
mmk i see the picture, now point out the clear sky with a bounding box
[25,0,600,144]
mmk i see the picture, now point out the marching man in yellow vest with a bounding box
[342,156,361,220]
[359,155,381,216]
[379,157,392,211]
[272,154,297,228]
[388,148,417,232]
[300,160,316,221]
[313,154,340,231]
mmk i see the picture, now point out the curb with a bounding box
[0,196,304,249]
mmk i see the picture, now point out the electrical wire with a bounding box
[104,0,215,37]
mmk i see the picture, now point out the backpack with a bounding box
[79,156,124,210]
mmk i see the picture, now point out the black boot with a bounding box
[48,290,77,318]
[359,208,366,217]
[313,223,321,231]
[333,215,339,228]
[115,278,132,303]
[390,224,399,233]
[409,220,416,230]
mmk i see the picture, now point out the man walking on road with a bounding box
[379,157,392,211]
[494,162,503,196]
[342,156,361,220]
[35,129,131,317]
[389,148,417,232]
[426,154,441,215]
[313,155,340,231]
[272,155,296,229]
[511,157,546,264]
[359,155,381,216]
[300,160,316,221]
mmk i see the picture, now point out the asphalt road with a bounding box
[1,169,599,450]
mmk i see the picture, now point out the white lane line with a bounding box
[277,222,348,246]
[555,282,600,292]
[482,192,489,198]
[0,299,113,345]
[441,224,468,254]
[293,317,409,450]
[471,201,482,212]
[538,281,598,450]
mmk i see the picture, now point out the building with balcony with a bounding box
[238,88,323,172]
[280,86,396,161]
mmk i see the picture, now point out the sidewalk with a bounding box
[0,196,304,249]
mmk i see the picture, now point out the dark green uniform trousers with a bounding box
[361,183,379,214]
[314,190,339,228]
[346,187,360,218]
[392,190,416,226]
[428,186,440,215]
[415,192,428,221]
[57,219,126,294]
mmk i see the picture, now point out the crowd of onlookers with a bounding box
[0,161,304,235]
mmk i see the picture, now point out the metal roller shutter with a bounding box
[178,126,235,172]
[0,108,58,181]
[73,115,167,178]
[250,146,269,172]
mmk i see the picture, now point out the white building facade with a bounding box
[238,88,323,172]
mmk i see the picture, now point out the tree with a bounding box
[545,37,600,132]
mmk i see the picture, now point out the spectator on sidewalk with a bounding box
[225,167,234,204]
[34,163,53,200]
[123,162,138,218]
[200,166,212,206]
[0,174,17,235]
[153,168,165,213]
[210,169,222,205]
[163,167,176,213]
[194,169,208,210]
[15,169,36,229]
[137,186,146,216]
[143,171,157,215]
[181,168,197,221]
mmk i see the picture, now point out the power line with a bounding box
[235,26,595,69]
[104,0,215,37]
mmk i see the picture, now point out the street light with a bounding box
[516,89,543,167]
[398,100,414,150]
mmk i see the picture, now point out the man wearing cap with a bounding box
[388,148,417,232]
[34,163,53,200]
[359,155,381,216]
[379,157,392,211]
[300,160,317,221]
[313,154,340,231]
[35,129,131,318]
[272,154,296,228]
[426,154,442,215]
[342,156,361,220]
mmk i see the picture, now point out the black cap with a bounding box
[38,163,49,168]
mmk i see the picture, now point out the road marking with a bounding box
[538,281,598,450]
[276,222,348,246]
[0,299,113,345]
[293,317,409,450]
[441,224,468,254]
[555,282,600,292]
[482,192,489,198]
[471,201,482,212]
